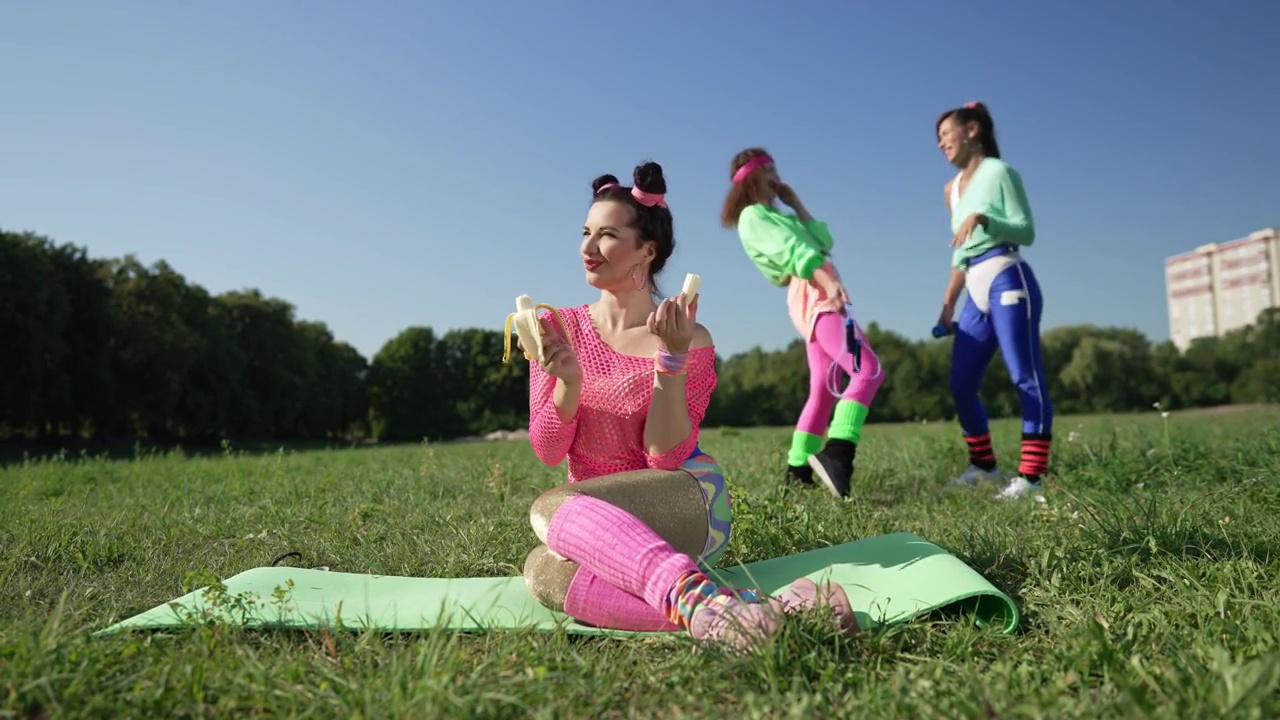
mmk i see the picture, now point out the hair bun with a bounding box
[592,174,620,195]
[632,161,667,195]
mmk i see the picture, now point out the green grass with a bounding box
[4,407,1280,718]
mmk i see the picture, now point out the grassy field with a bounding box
[4,407,1280,719]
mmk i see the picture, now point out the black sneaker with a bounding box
[784,464,815,485]
[808,439,856,500]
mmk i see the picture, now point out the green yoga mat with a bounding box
[99,532,1018,636]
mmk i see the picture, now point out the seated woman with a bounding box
[518,160,858,652]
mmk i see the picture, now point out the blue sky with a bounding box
[3,1,1277,361]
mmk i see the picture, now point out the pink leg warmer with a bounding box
[563,569,681,632]
[811,311,885,408]
[545,494,701,614]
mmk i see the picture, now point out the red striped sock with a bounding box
[964,432,997,470]
[1019,433,1052,479]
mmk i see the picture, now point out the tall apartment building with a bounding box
[1165,228,1280,350]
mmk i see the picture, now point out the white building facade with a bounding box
[1165,228,1280,351]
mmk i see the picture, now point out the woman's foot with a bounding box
[688,597,783,653]
[772,577,859,634]
[808,439,856,499]
[784,464,815,485]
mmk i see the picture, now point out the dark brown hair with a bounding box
[591,161,674,297]
[935,102,1001,159]
[719,147,772,228]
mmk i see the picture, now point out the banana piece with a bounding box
[681,273,701,302]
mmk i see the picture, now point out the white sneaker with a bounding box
[994,476,1046,502]
[947,464,1003,488]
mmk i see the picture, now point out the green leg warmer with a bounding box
[786,431,824,466]
[829,400,870,444]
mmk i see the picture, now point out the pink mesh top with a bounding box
[527,305,717,483]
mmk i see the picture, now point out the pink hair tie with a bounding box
[964,101,979,109]
[596,182,619,194]
[631,186,667,208]
[731,154,773,185]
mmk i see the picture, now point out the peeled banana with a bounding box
[502,295,572,365]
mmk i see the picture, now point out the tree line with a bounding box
[3,230,1277,446]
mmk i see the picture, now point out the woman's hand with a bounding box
[811,265,849,306]
[936,303,955,331]
[523,317,582,384]
[822,278,850,306]
[771,180,801,209]
[648,294,699,354]
[951,213,988,248]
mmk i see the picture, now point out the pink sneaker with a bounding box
[772,577,859,635]
[688,597,783,653]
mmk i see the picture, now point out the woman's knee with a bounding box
[529,485,579,545]
[523,544,577,613]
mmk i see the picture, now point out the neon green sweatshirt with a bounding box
[735,203,834,286]
[950,157,1036,270]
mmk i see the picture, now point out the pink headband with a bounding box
[630,187,667,208]
[731,154,773,184]
[596,183,668,209]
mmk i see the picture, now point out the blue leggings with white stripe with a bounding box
[950,250,1053,436]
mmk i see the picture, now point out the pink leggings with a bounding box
[796,312,884,436]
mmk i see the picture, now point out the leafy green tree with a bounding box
[0,232,70,437]
[295,321,370,438]
[46,242,115,438]
[436,328,530,436]
[217,290,315,439]
[368,327,457,442]
[103,257,206,440]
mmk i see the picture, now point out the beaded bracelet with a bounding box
[654,348,689,376]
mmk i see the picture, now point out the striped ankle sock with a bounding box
[964,432,997,471]
[666,571,731,629]
[1019,433,1051,480]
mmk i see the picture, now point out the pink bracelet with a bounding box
[654,348,688,375]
